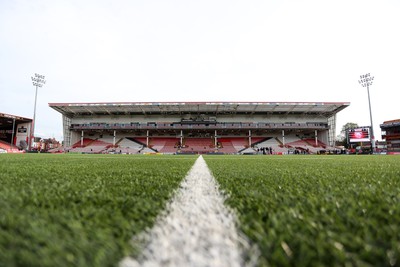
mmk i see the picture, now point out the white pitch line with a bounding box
[120,155,256,267]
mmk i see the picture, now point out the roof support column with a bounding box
[146,130,149,147]
[248,130,252,147]
[214,130,218,148]
[315,130,318,147]
[282,130,285,146]
[11,117,16,147]
[180,130,183,147]
[113,130,116,147]
[81,130,84,147]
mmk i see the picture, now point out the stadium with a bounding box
[3,101,400,267]
[48,101,349,154]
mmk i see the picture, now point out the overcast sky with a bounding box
[1,0,399,141]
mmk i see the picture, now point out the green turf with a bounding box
[3,154,400,267]
[204,155,400,267]
[0,154,196,267]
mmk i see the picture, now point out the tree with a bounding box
[336,122,359,148]
[341,122,359,134]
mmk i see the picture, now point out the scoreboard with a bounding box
[348,127,371,143]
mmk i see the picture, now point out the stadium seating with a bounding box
[106,138,143,154]
[303,138,327,148]
[64,134,331,155]
[229,138,248,151]
[0,140,23,153]
[0,140,13,150]
[157,138,179,153]
[71,138,94,148]
[97,136,116,146]
[284,137,329,154]
[132,137,148,147]
[282,135,302,145]
[180,138,214,153]
[249,137,265,146]
[109,137,179,154]
[255,135,329,154]
[116,138,141,148]
[217,138,239,154]
[68,138,112,153]
[148,138,167,152]
[255,137,287,154]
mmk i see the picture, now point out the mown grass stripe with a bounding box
[121,155,254,267]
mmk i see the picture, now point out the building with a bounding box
[381,119,400,154]
[0,113,32,152]
[49,101,349,154]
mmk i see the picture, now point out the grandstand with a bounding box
[0,113,31,152]
[49,102,349,154]
[381,119,400,154]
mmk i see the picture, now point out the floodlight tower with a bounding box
[29,73,46,150]
[358,73,375,154]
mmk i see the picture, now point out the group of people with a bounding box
[288,149,310,155]
[257,146,274,155]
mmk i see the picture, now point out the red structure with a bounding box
[381,119,400,154]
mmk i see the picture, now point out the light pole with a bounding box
[358,73,375,154]
[29,73,46,151]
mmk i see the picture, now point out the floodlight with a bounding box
[358,72,375,153]
[29,73,46,151]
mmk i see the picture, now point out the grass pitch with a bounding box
[1,154,400,267]
[0,154,196,267]
[204,155,400,267]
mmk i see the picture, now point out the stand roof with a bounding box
[49,101,349,117]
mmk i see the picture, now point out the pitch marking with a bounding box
[120,155,256,267]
